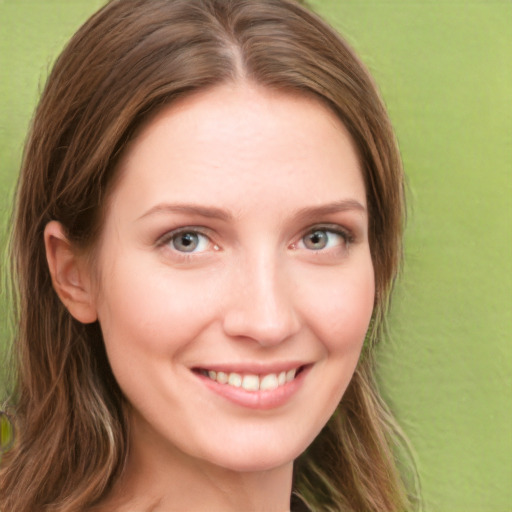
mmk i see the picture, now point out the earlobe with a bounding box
[44,221,98,324]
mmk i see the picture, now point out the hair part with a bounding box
[1,1,412,510]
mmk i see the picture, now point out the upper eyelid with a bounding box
[289,224,355,254]
[156,228,217,259]
[155,226,218,254]
[156,226,213,245]
[301,223,353,240]
[154,222,355,249]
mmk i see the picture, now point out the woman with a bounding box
[0,0,415,510]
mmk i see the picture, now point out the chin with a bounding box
[206,450,297,474]
[197,427,319,474]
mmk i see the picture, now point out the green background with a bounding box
[1,1,511,511]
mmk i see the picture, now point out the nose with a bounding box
[222,252,301,347]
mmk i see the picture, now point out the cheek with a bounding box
[299,258,375,354]
[95,257,221,359]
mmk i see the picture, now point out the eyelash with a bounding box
[157,227,216,255]
[156,224,354,257]
[294,225,353,251]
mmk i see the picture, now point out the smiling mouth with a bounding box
[193,366,307,392]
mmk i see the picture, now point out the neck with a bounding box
[95,415,294,512]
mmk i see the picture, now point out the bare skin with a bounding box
[46,82,374,511]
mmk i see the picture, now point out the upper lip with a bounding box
[191,361,310,375]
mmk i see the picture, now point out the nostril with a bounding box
[222,303,300,347]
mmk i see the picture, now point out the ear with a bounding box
[44,221,98,324]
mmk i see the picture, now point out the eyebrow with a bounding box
[137,203,233,222]
[294,199,367,221]
[137,199,366,222]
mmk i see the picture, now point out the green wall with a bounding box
[1,1,511,511]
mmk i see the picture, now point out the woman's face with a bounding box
[92,83,374,473]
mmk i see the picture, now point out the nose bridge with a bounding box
[222,246,299,346]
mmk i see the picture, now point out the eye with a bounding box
[300,227,349,251]
[166,230,210,253]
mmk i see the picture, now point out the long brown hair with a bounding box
[1,0,415,510]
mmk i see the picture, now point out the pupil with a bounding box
[174,232,198,252]
[306,230,327,250]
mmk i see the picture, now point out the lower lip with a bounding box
[195,368,309,410]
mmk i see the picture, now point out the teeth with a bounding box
[228,373,242,387]
[260,373,278,391]
[203,368,300,392]
[242,375,259,391]
[216,371,228,384]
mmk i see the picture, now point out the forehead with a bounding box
[110,82,366,221]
